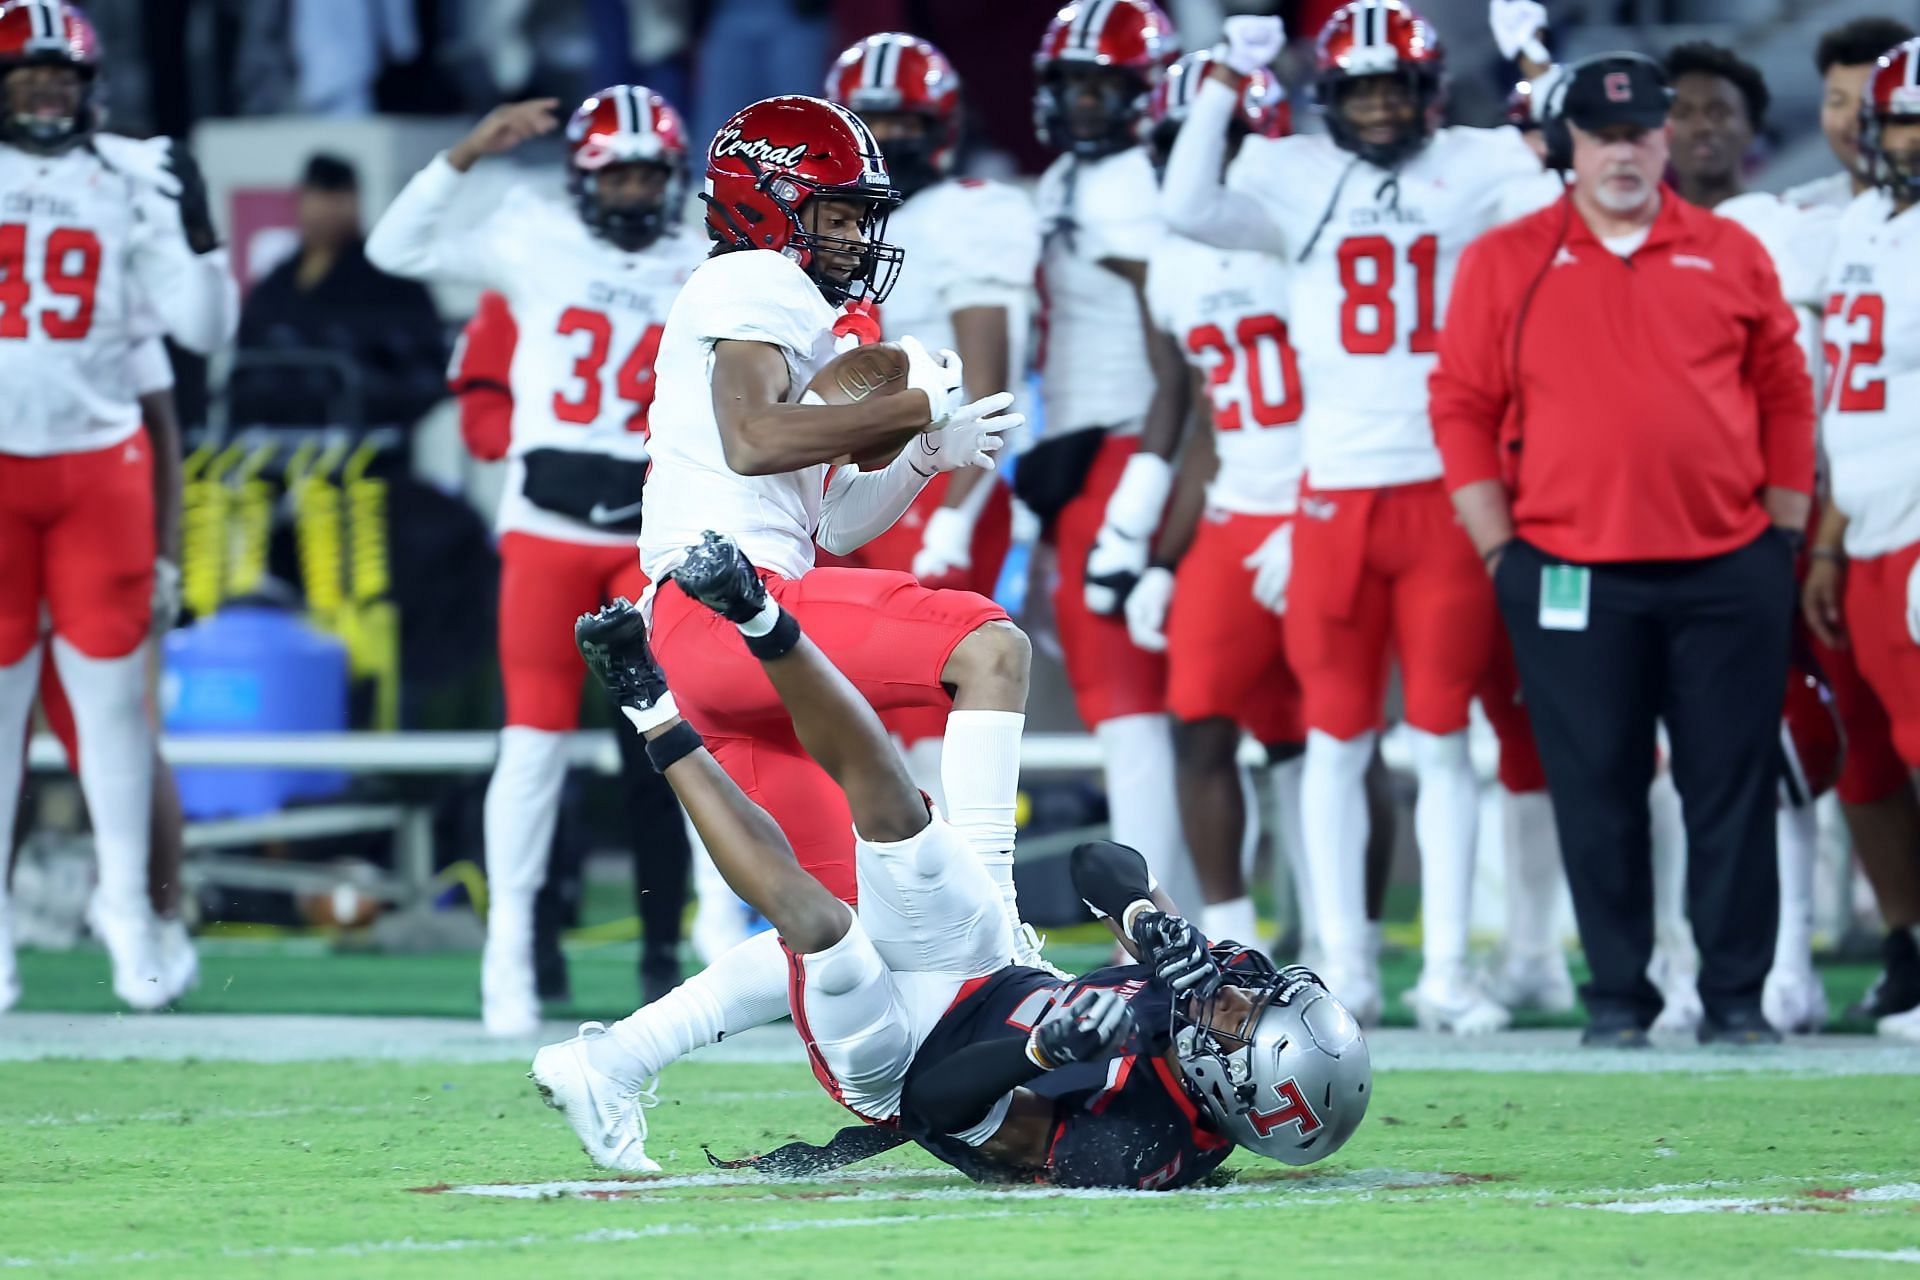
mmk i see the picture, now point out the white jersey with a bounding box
[1145,235,1303,515]
[1819,191,1920,558]
[1035,146,1160,437]
[365,155,705,545]
[639,250,840,583]
[0,137,235,456]
[880,177,1038,399]
[1718,191,1841,407]
[1782,171,1856,212]
[1229,126,1541,489]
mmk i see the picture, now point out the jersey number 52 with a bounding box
[1822,293,1885,414]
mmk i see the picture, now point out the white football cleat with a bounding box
[156,918,199,1004]
[1408,966,1512,1035]
[482,923,542,1038]
[1762,964,1827,1035]
[87,900,167,1011]
[1320,953,1383,1027]
[1648,943,1703,1032]
[530,1022,662,1173]
[1491,950,1577,1014]
[1013,921,1072,980]
[1879,1003,1920,1043]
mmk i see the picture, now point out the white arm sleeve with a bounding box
[1160,79,1289,255]
[364,154,504,286]
[128,336,175,397]
[127,217,237,356]
[813,453,936,555]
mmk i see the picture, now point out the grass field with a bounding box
[6,939,1918,1278]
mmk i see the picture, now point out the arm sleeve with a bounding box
[1429,238,1514,493]
[813,452,935,555]
[364,154,506,287]
[1160,79,1289,255]
[448,290,517,461]
[1744,246,1817,496]
[1070,840,1158,923]
[126,190,238,356]
[128,336,175,397]
[902,1038,1045,1138]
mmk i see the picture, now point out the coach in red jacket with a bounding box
[1431,54,1815,1048]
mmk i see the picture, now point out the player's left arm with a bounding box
[126,145,237,356]
[1742,240,1816,535]
[132,338,184,629]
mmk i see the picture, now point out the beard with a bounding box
[1592,169,1653,213]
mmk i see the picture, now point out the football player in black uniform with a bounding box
[569,531,1371,1189]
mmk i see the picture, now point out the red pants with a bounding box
[0,436,155,664]
[1805,621,1909,805]
[1844,539,1920,769]
[1049,435,1168,727]
[1165,509,1302,744]
[650,566,1007,902]
[497,532,649,731]
[1286,479,1494,740]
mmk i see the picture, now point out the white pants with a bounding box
[793,816,1013,1124]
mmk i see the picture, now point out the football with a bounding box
[805,341,921,469]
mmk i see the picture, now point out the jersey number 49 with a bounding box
[0,224,101,340]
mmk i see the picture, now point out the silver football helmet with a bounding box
[1173,959,1370,1166]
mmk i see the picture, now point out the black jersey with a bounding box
[901,962,1234,1191]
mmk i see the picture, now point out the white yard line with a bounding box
[1803,1250,1920,1264]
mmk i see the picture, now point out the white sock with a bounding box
[1301,729,1375,968]
[1095,713,1199,916]
[1204,896,1258,949]
[941,708,1025,922]
[903,736,947,812]
[1648,767,1694,957]
[738,598,780,637]
[591,928,790,1091]
[0,646,44,938]
[1775,803,1818,972]
[50,638,153,919]
[1501,787,1564,961]
[1269,755,1310,953]
[1408,727,1478,976]
[483,726,568,937]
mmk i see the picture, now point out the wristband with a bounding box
[1104,453,1174,539]
[644,720,705,773]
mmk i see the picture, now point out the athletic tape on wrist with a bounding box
[645,721,705,773]
[742,607,801,660]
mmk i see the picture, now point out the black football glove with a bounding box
[1026,988,1135,1070]
[164,141,219,254]
[1130,909,1226,1002]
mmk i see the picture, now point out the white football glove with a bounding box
[1243,522,1293,614]
[1084,454,1173,617]
[1489,0,1550,63]
[897,335,964,425]
[1125,565,1174,652]
[1220,14,1285,76]
[152,556,183,633]
[912,506,975,585]
[909,391,1018,475]
[1907,555,1920,647]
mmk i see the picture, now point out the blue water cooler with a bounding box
[160,606,351,818]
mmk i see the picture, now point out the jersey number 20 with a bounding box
[552,307,664,432]
[1186,314,1303,430]
[0,224,101,340]
[1337,234,1438,356]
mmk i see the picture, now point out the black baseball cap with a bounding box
[1561,53,1673,131]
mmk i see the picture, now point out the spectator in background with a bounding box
[1431,55,1815,1048]
[689,0,833,152]
[230,155,447,429]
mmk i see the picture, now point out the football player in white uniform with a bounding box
[366,85,708,1035]
[1161,0,1551,1029]
[1028,0,1196,905]
[1793,17,1920,1030]
[528,94,1027,1172]
[1815,38,1920,1044]
[822,32,1038,802]
[0,0,235,1012]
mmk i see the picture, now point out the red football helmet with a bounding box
[565,84,690,252]
[1779,666,1842,809]
[1033,0,1180,158]
[1313,0,1446,168]
[1860,37,1920,200]
[824,33,961,198]
[704,94,904,305]
[0,0,99,151]
[1147,50,1290,154]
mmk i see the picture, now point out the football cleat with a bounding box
[86,900,168,1012]
[1319,953,1383,1028]
[156,918,199,1005]
[1696,1008,1783,1047]
[1761,964,1828,1035]
[1407,965,1512,1036]
[1013,921,1071,981]
[576,598,673,717]
[1647,943,1703,1032]
[671,531,769,623]
[1878,1003,1920,1044]
[1490,950,1577,1015]
[530,1022,663,1173]
[1846,927,1920,1020]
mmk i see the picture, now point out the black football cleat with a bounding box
[576,598,672,717]
[1846,927,1920,1020]
[1580,1014,1651,1050]
[1697,1007,1784,1047]
[672,531,768,623]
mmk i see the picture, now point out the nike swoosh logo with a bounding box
[588,501,646,525]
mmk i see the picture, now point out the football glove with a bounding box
[908,392,1018,476]
[898,336,964,426]
[1243,522,1292,614]
[1124,564,1174,652]
[912,505,975,587]
[1129,909,1226,1002]
[1489,0,1550,64]
[1026,988,1135,1070]
[1085,453,1172,616]
[164,141,220,254]
[1220,14,1285,76]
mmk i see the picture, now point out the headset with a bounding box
[1539,50,1673,172]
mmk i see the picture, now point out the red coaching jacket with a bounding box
[1430,187,1815,563]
